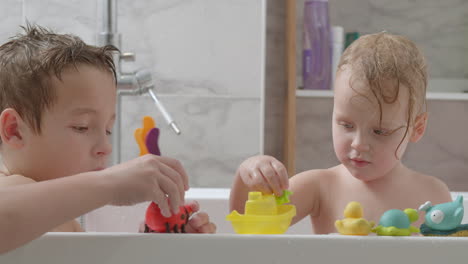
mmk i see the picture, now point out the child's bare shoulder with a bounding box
[411,171,449,190]
[410,170,451,201]
[0,174,36,187]
[290,166,339,186]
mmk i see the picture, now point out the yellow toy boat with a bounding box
[226,191,296,234]
[335,201,375,236]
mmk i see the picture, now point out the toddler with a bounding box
[230,32,452,234]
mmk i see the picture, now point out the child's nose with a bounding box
[351,133,370,152]
[95,136,112,157]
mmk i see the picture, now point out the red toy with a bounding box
[144,202,193,233]
[137,117,193,233]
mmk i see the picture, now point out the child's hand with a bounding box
[102,155,189,217]
[184,201,216,234]
[237,155,289,196]
[137,201,216,234]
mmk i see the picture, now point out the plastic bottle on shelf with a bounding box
[345,32,360,49]
[302,0,332,90]
[331,26,344,89]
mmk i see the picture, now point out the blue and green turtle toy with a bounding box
[372,208,420,236]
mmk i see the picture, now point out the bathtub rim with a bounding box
[3,232,468,264]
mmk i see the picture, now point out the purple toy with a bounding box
[145,127,161,156]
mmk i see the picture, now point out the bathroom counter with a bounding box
[1,232,467,264]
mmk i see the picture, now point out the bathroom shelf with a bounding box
[295,89,468,101]
[296,89,334,98]
[426,92,468,101]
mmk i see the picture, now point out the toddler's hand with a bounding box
[237,155,289,196]
[184,201,216,234]
[102,155,189,217]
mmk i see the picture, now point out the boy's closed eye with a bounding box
[373,126,406,136]
[373,128,390,136]
[71,126,112,136]
[72,126,88,133]
[337,121,401,137]
[374,126,406,136]
[338,121,353,129]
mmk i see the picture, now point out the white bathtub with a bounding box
[83,189,468,233]
[83,188,311,234]
[1,189,468,264]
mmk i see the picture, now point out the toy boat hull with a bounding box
[226,205,296,234]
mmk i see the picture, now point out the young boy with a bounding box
[0,25,215,253]
[230,32,452,234]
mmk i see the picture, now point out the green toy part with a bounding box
[275,190,293,205]
[372,208,420,236]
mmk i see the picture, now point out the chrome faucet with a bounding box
[97,0,181,165]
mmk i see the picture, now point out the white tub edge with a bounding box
[2,232,468,264]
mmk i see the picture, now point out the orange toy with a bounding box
[134,116,157,156]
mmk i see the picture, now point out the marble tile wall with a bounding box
[405,99,468,191]
[120,96,261,187]
[113,0,266,187]
[0,0,266,188]
[0,0,22,42]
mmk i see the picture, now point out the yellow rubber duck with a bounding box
[335,201,375,236]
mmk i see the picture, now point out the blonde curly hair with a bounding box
[337,32,428,156]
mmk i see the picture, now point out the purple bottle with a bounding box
[302,0,332,90]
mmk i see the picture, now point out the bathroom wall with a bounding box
[295,0,468,80]
[404,99,468,191]
[116,0,266,187]
[0,0,266,188]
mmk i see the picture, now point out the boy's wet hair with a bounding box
[337,32,427,157]
[0,24,118,139]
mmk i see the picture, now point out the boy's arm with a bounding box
[73,220,85,232]
[0,171,112,254]
[0,174,85,233]
[0,174,36,186]
[0,154,189,254]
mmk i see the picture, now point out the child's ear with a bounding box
[0,108,26,148]
[410,112,428,143]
